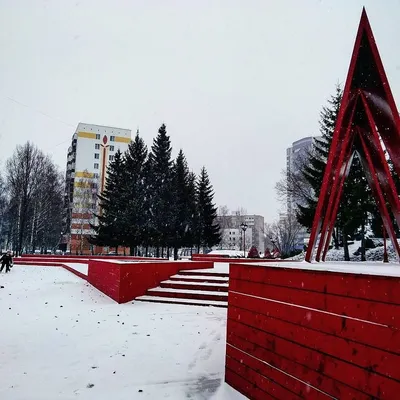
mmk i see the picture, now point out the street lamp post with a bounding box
[240,223,248,258]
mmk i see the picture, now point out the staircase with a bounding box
[135,268,229,308]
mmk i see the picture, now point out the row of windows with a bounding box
[94,152,115,159]
[95,134,116,141]
[93,156,115,169]
[95,144,115,151]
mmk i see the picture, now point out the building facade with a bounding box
[286,136,320,249]
[62,123,131,253]
[216,214,265,254]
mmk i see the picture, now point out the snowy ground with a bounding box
[0,266,244,400]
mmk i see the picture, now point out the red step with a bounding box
[134,295,227,308]
[178,270,229,278]
[135,267,230,307]
[160,280,228,292]
[146,287,228,302]
[169,274,228,284]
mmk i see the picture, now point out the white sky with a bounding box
[1,0,400,223]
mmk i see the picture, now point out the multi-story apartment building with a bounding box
[216,214,265,254]
[61,123,131,253]
[286,136,320,249]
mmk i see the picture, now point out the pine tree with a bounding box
[147,124,174,256]
[171,150,191,260]
[185,171,198,250]
[90,150,126,250]
[123,131,148,255]
[196,167,220,251]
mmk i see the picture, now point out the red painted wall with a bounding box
[226,263,400,399]
[88,260,214,303]
[20,254,165,261]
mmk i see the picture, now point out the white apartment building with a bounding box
[62,123,131,253]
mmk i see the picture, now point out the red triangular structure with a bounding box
[305,8,400,263]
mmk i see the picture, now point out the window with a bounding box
[94,153,100,159]
[109,155,114,161]
[95,144,100,150]
[95,134,100,140]
[94,163,99,169]
[110,136,115,141]
[109,145,114,151]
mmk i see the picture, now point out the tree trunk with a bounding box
[145,245,148,257]
[167,247,170,259]
[174,247,178,260]
[361,218,366,261]
[343,228,350,261]
[332,228,339,250]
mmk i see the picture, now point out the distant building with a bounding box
[61,123,131,253]
[216,214,265,254]
[286,136,320,249]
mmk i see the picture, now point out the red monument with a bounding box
[305,8,400,262]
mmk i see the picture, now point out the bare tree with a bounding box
[264,211,303,257]
[6,142,47,255]
[28,160,64,253]
[72,171,98,254]
[275,149,314,209]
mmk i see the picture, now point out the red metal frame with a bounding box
[306,9,400,262]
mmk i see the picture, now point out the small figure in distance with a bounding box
[0,251,13,273]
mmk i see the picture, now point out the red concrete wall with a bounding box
[21,254,165,262]
[87,260,121,302]
[226,263,400,399]
[88,260,214,303]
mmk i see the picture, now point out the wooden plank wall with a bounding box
[226,263,400,399]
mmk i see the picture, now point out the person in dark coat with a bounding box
[0,251,13,273]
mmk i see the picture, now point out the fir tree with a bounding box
[123,131,148,255]
[171,150,191,260]
[185,171,198,250]
[297,85,376,259]
[196,167,220,251]
[90,150,126,250]
[147,124,174,256]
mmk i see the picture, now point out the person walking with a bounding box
[0,251,13,273]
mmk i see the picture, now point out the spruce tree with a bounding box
[297,85,376,259]
[185,171,198,251]
[123,131,148,255]
[196,167,220,251]
[147,124,174,256]
[171,150,191,260]
[90,150,126,250]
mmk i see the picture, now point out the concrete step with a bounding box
[135,295,227,308]
[169,274,229,283]
[160,280,229,292]
[146,287,228,302]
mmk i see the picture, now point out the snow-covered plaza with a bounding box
[0,266,243,400]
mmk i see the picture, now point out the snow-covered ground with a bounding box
[64,262,89,275]
[0,266,243,400]
[289,240,400,263]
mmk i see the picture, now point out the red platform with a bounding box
[87,259,214,303]
[226,262,400,399]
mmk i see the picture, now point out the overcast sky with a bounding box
[1,0,400,222]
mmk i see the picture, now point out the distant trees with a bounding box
[91,125,220,258]
[3,142,63,255]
